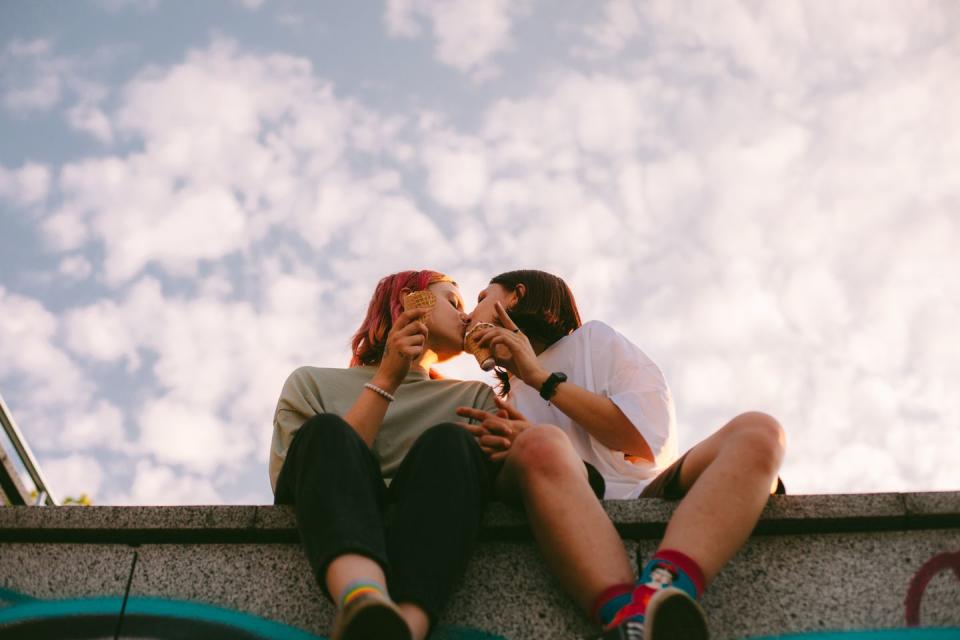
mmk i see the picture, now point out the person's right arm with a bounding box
[342,307,429,447]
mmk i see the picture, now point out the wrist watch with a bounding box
[539,372,567,401]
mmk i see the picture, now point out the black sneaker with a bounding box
[595,588,708,640]
[331,591,412,640]
[645,587,708,640]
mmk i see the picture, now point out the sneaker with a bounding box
[595,588,708,640]
[644,587,708,640]
[331,590,412,640]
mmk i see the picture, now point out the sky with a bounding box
[1,0,958,506]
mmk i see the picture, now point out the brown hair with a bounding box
[489,269,582,349]
[489,270,581,396]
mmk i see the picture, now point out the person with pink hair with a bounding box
[270,270,497,640]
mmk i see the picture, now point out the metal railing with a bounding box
[0,390,58,506]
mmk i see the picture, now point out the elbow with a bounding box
[624,430,655,463]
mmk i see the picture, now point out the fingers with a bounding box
[396,307,429,328]
[478,331,511,351]
[494,301,520,331]
[395,333,426,359]
[456,406,495,422]
[454,422,487,438]
[490,450,510,463]
[394,308,430,336]
[494,396,527,421]
[479,434,511,450]
[483,419,512,437]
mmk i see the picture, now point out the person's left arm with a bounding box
[475,303,657,461]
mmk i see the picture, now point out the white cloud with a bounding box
[50,37,398,285]
[66,102,113,143]
[1,39,65,112]
[0,162,52,207]
[5,5,960,503]
[5,38,54,58]
[421,130,490,211]
[0,288,90,409]
[57,255,93,281]
[117,460,222,505]
[138,397,252,474]
[384,0,532,77]
[58,400,128,453]
[42,454,104,500]
[64,299,140,369]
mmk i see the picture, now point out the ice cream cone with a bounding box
[403,290,437,322]
[464,322,496,371]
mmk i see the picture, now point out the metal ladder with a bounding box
[0,390,58,506]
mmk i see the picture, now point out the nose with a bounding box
[459,311,470,324]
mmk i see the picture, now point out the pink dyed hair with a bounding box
[349,270,454,367]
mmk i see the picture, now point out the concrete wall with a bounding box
[2,492,959,639]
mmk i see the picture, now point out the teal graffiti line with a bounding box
[0,587,38,604]
[0,594,509,639]
[747,629,960,639]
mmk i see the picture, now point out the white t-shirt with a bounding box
[509,320,678,499]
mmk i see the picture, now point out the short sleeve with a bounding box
[587,322,677,464]
[270,367,327,493]
[274,367,326,433]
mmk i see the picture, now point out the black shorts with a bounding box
[638,452,787,499]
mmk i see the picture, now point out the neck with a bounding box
[412,349,439,373]
[531,339,547,356]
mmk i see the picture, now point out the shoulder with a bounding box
[283,365,364,389]
[573,321,656,366]
[570,319,622,346]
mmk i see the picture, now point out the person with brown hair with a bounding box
[457,269,786,640]
[270,270,498,640]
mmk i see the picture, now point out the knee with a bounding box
[507,425,583,485]
[296,413,361,451]
[723,411,786,470]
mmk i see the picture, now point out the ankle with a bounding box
[396,602,429,640]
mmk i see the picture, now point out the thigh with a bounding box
[641,418,787,498]
[274,412,386,506]
[388,422,495,502]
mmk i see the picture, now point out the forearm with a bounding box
[530,372,654,460]
[342,376,396,447]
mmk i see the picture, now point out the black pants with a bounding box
[273,413,495,623]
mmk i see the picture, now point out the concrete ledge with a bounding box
[1,492,959,544]
[2,492,959,639]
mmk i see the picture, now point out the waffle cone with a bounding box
[403,290,437,321]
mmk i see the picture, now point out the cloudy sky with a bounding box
[1,1,958,505]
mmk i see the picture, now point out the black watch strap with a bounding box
[539,372,568,401]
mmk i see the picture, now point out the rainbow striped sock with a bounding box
[339,580,387,609]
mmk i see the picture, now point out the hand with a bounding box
[374,308,429,391]
[456,398,535,462]
[472,302,549,389]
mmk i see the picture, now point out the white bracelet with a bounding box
[364,382,396,403]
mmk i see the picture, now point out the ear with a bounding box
[399,287,413,298]
[510,283,526,306]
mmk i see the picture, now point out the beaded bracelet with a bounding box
[364,382,396,403]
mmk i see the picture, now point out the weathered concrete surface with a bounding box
[1,492,959,639]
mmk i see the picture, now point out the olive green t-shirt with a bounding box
[269,365,498,495]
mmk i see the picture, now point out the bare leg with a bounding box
[658,412,786,584]
[497,425,635,614]
[326,554,429,640]
[325,553,387,604]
